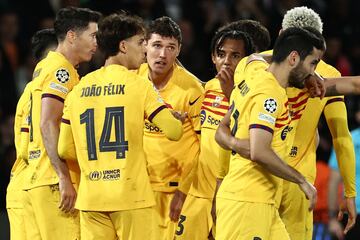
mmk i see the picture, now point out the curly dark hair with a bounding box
[97,12,145,58]
[219,20,270,52]
[210,29,255,57]
[147,16,182,44]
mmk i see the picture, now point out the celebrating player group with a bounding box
[6,5,360,240]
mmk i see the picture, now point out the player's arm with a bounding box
[328,150,345,239]
[249,128,317,210]
[325,76,360,96]
[215,108,250,158]
[323,98,357,233]
[41,95,76,213]
[150,108,183,141]
[169,157,198,222]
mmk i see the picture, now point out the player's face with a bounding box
[212,38,246,73]
[288,47,323,89]
[74,22,98,63]
[146,33,180,76]
[125,33,146,70]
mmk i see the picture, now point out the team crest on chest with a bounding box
[212,95,224,107]
[55,68,70,83]
[264,98,277,113]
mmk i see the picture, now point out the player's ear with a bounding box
[67,30,76,44]
[119,40,127,54]
[288,51,300,67]
[211,54,216,64]
[176,43,181,57]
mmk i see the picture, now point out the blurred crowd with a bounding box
[0,0,360,238]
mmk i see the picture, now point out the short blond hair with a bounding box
[282,6,323,33]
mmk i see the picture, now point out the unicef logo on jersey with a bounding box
[200,110,206,126]
[89,171,102,181]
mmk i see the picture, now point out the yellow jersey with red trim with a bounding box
[6,82,33,208]
[218,62,290,204]
[188,78,229,198]
[137,63,204,193]
[286,60,355,197]
[24,51,80,189]
[59,64,167,211]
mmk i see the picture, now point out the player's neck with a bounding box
[56,43,80,67]
[149,66,174,90]
[268,63,289,88]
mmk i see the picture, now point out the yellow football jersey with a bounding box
[137,63,204,193]
[23,51,80,190]
[286,60,355,196]
[218,62,290,204]
[188,78,229,198]
[6,82,33,208]
[59,64,167,211]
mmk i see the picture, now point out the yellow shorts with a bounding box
[153,191,177,240]
[174,194,213,240]
[7,183,26,240]
[216,198,290,240]
[80,207,157,240]
[23,185,80,240]
[279,180,313,240]
[7,208,26,240]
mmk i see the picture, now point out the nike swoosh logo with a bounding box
[189,96,201,106]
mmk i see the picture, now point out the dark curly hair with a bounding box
[97,12,145,58]
[147,16,182,44]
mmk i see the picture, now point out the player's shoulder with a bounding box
[136,63,149,77]
[204,78,221,91]
[173,64,204,91]
[316,60,341,78]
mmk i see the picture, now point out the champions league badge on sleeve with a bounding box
[55,68,70,83]
[264,98,277,113]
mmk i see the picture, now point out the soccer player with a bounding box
[174,28,255,240]
[6,28,58,240]
[277,7,356,240]
[58,12,183,239]
[215,27,324,240]
[217,7,356,239]
[22,7,101,239]
[136,16,204,239]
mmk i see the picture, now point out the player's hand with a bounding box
[338,197,357,235]
[299,180,317,211]
[305,73,325,99]
[216,66,234,99]
[171,110,188,123]
[58,177,77,213]
[169,190,187,222]
[328,218,344,240]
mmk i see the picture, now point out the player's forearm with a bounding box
[328,169,342,217]
[215,121,234,150]
[251,148,305,184]
[325,76,360,96]
[152,109,183,141]
[333,137,356,197]
[41,119,71,180]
